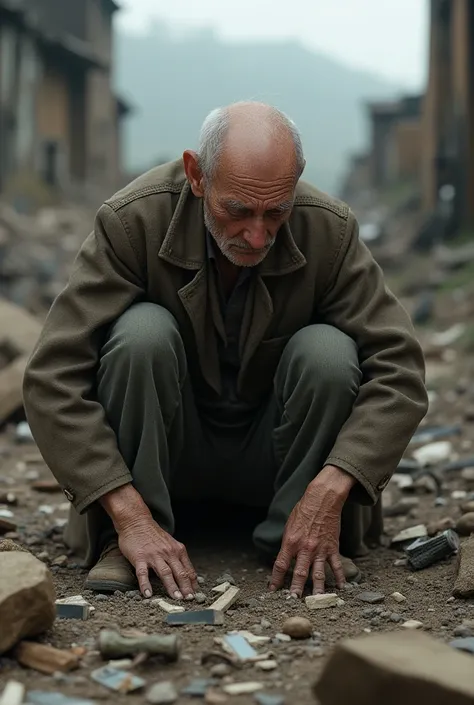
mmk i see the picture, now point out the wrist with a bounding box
[100,484,151,533]
[310,464,356,501]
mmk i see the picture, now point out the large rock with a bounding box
[453,537,474,598]
[0,552,55,654]
[314,631,474,705]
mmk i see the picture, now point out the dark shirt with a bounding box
[196,233,260,431]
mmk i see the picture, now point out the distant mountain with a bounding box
[115,23,399,195]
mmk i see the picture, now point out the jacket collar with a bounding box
[158,181,307,276]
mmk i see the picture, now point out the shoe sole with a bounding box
[84,578,138,593]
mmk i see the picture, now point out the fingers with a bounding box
[151,557,182,600]
[311,557,327,595]
[167,557,195,600]
[329,552,345,590]
[135,560,152,598]
[290,551,312,597]
[269,548,293,591]
[179,547,200,592]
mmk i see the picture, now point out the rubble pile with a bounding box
[0,203,93,316]
[0,201,474,702]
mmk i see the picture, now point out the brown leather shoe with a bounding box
[84,542,137,593]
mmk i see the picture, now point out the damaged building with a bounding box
[0,0,131,209]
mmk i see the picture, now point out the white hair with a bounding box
[197,102,305,181]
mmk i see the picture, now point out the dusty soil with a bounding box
[1,354,474,705]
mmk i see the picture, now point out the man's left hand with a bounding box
[269,465,356,597]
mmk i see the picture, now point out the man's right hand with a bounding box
[118,517,198,599]
[100,483,198,600]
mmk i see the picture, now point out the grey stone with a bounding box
[0,552,55,654]
[210,663,230,678]
[254,693,285,705]
[146,681,178,704]
[357,591,385,604]
[454,625,474,638]
[450,637,474,654]
[95,594,109,602]
[390,614,403,623]
[216,571,235,585]
[181,679,215,697]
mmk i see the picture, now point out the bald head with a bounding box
[198,101,305,184]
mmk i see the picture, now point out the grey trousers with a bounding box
[65,303,383,566]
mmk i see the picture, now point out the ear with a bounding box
[183,150,205,197]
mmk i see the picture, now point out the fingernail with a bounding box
[174,591,183,600]
[144,589,151,598]
[185,593,195,601]
[290,592,299,599]
[269,584,276,592]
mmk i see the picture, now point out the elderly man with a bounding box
[23,102,427,601]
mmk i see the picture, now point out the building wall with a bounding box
[394,118,422,181]
[422,0,474,227]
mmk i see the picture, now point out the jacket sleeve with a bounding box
[23,203,145,514]
[320,210,428,505]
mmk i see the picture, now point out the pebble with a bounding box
[260,618,272,629]
[275,633,291,643]
[95,594,109,602]
[452,490,468,500]
[393,558,408,567]
[210,664,230,678]
[281,617,312,639]
[305,593,343,610]
[401,620,423,630]
[390,614,403,623]
[356,591,385,604]
[460,501,474,514]
[195,593,206,604]
[435,497,448,507]
[256,660,278,671]
[456,513,474,536]
[126,590,140,598]
[216,572,235,585]
[390,592,406,603]
[52,555,68,566]
[146,681,178,704]
[450,637,474,654]
[454,624,474,638]
[197,576,206,585]
[254,694,285,705]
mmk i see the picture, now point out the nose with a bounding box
[243,219,268,250]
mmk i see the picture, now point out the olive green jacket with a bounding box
[23,159,428,514]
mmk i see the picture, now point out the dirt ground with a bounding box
[1,348,474,705]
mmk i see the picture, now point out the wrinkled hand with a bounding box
[269,465,355,596]
[118,517,199,600]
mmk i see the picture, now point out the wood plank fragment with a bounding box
[209,586,240,613]
[14,641,79,674]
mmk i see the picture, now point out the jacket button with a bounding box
[377,475,391,491]
[64,489,74,502]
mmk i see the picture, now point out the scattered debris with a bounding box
[166,609,224,626]
[255,659,278,671]
[0,551,55,654]
[0,681,25,705]
[427,517,456,536]
[254,694,285,705]
[0,491,17,505]
[212,582,231,594]
[209,586,240,613]
[222,682,264,696]
[181,679,216,697]
[146,681,178,704]
[450,637,474,655]
[274,633,292,643]
[14,641,79,674]
[31,479,62,493]
[356,591,385,604]
[406,529,460,570]
[98,629,180,662]
[453,537,474,598]
[460,501,474,514]
[305,593,343,610]
[15,421,34,444]
[401,620,424,629]
[230,630,271,646]
[314,631,474,704]
[91,665,146,693]
[25,693,96,705]
[219,633,259,662]
[281,616,312,639]
[456,513,474,536]
[391,524,428,545]
[152,598,185,614]
[56,595,94,620]
[390,592,406,603]
[412,441,453,466]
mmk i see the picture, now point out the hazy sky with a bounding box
[116,0,429,90]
